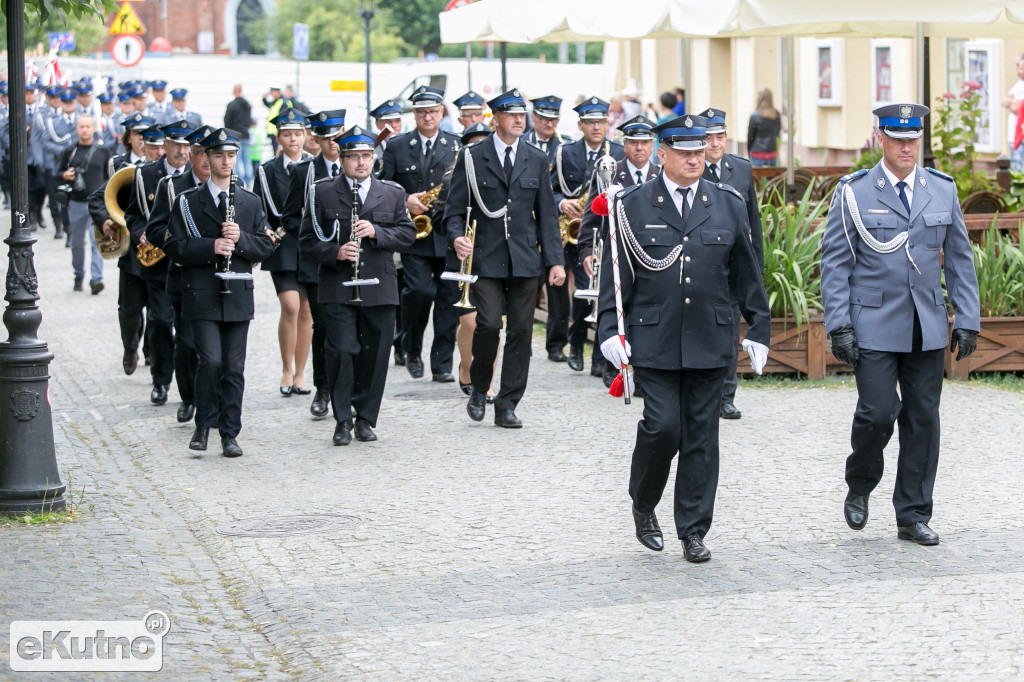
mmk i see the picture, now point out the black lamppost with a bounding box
[0,0,66,514]
[362,0,375,129]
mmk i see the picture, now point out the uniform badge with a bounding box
[657,195,663,203]
[919,175,926,187]
[410,138,417,146]
[218,130,226,141]
[319,112,327,122]
[701,194,708,203]
[724,161,731,169]
[513,89,520,98]
[287,110,295,120]
[440,138,447,145]
[876,178,885,189]
[591,97,598,104]
[900,105,913,118]
[684,116,693,128]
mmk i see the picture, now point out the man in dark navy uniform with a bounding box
[164,128,276,457]
[523,95,567,168]
[699,107,764,420]
[597,115,771,562]
[299,126,416,445]
[380,85,462,382]
[548,97,625,369]
[452,91,487,131]
[445,89,565,428]
[281,109,347,419]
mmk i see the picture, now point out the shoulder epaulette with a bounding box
[839,168,869,184]
[925,167,954,182]
[615,183,643,200]
[725,153,751,168]
[714,182,744,200]
[380,179,404,191]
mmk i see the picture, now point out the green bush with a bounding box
[760,185,827,327]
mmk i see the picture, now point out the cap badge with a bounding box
[319,112,327,122]
[684,116,693,128]
[591,97,597,104]
[513,89,520,98]
[287,110,295,120]
[900,105,913,118]
[876,177,885,189]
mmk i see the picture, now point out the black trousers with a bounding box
[44,173,67,232]
[545,244,603,362]
[721,303,741,405]
[323,302,395,427]
[629,365,728,539]
[145,277,175,388]
[400,253,459,374]
[304,282,328,390]
[118,268,148,353]
[167,271,196,404]
[27,165,46,219]
[192,320,249,439]
[471,276,538,411]
[848,346,945,526]
[393,266,405,353]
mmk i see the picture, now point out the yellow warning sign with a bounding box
[330,80,367,92]
[109,3,146,35]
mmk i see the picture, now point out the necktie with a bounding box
[540,140,548,153]
[218,191,227,222]
[503,146,513,182]
[172,169,181,177]
[424,139,432,158]
[896,180,911,213]
[352,182,363,211]
[586,150,597,175]
[635,170,643,185]
[709,163,719,182]
[677,187,690,224]
[331,163,339,178]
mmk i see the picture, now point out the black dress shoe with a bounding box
[394,347,407,366]
[292,385,312,395]
[354,418,377,442]
[632,505,664,551]
[567,346,584,372]
[279,385,293,397]
[407,356,424,378]
[151,384,168,405]
[221,436,244,458]
[590,363,604,377]
[176,402,195,423]
[123,350,138,375]
[720,402,742,419]
[682,533,711,563]
[466,389,486,422]
[333,420,353,446]
[602,365,617,389]
[485,394,496,404]
[188,426,209,451]
[494,408,522,428]
[844,491,869,531]
[547,350,567,362]
[90,280,104,295]
[432,372,455,383]
[458,380,472,396]
[309,389,329,419]
[897,522,940,545]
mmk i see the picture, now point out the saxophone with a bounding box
[558,140,608,247]
[412,182,443,240]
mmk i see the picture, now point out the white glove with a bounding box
[600,336,632,369]
[741,339,769,375]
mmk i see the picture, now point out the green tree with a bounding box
[377,0,442,55]
[2,0,112,54]
[249,0,409,63]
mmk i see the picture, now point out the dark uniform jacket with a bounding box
[379,128,461,258]
[125,160,178,281]
[164,183,275,322]
[703,153,764,271]
[88,153,143,275]
[577,158,660,262]
[596,176,771,370]
[551,136,625,208]
[298,175,416,307]
[255,153,310,272]
[443,132,563,279]
[522,128,569,172]
[146,169,206,286]
[281,154,333,284]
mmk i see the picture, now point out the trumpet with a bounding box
[412,182,443,240]
[574,154,617,319]
[440,212,479,307]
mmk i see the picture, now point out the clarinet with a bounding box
[349,183,363,303]
[220,173,236,295]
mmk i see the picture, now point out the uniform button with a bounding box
[651,237,655,242]
[685,256,691,262]
[717,235,721,241]
[685,298,691,304]
[910,284,916,289]
[685,277,691,283]
[683,236,689,242]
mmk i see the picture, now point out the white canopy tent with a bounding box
[440,0,1024,186]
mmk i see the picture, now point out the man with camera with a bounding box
[57,114,111,293]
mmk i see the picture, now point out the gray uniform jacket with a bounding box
[820,162,980,353]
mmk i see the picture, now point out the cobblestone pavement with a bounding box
[2,213,1024,680]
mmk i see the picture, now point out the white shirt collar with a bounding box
[207,179,231,205]
[419,132,439,148]
[129,152,145,165]
[492,134,519,163]
[345,174,372,202]
[625,159,646,183]
[660,174,699,212]
[164,159,185,176]
[881,162,917,206]
[191,172,204,187]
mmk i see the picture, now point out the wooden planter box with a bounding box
[737,315,845,379]
[946,317,1024,379]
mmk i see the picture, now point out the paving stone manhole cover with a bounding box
[214,514,362,537]
[391,390,465,401]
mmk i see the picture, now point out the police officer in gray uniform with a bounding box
[597,115,770,562]
[699,107,764,420]
[821,103,980,546]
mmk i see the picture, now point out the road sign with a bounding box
[48,32,75,51]
[111,35,145,67]
[292,23,309,61]
[109,3,146,35]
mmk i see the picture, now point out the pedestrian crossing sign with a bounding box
[110,3,146,35]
